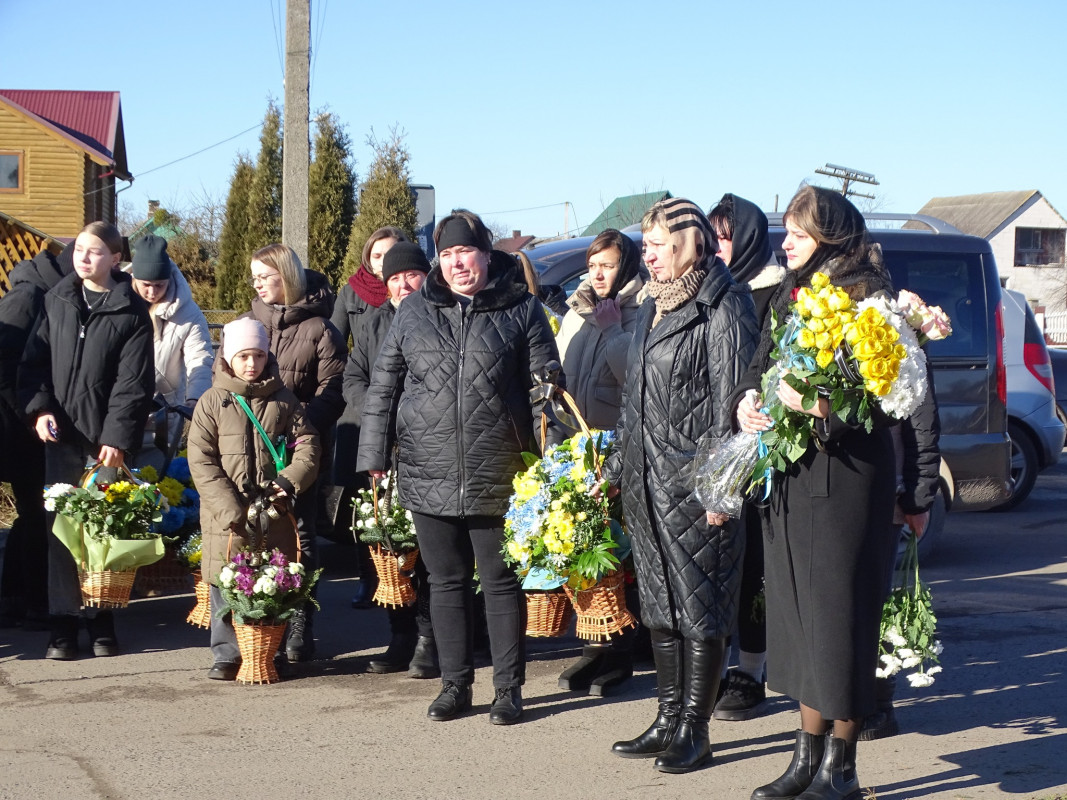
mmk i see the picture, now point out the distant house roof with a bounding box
[912,191,1045,238]
[494,229,537,253]
[0,89,130,180]
[583,191,672,237]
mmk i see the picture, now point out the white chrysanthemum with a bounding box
[219,566,235,587]
[885,627,907,648]
[897,647,915,659]
[264,566,279,578]
[907,672,935,688]
[902,655,922,669]
[932,640,944,656]
[253,576,277,596]
[856,296,928,419]
[927,665,943,676]
[288,562,304,575]
[360,502,373,515]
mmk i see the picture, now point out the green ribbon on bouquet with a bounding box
[52,514,166,572]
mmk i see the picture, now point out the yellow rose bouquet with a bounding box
[749,271,936,489]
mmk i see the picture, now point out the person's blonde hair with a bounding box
[252,243,306,305]
[513,251,540,296]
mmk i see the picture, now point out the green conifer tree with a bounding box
[215,154,256,310]
[246,100,284,256]
[342,127,418,280]
[309,111,357,289]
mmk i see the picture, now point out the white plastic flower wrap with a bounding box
[693,433,761,519]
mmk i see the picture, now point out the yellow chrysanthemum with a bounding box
[810,272,830,290]
[137,465,159,483]
[157,477,186,508]
[816,349,834,369]
[797,328,816,349]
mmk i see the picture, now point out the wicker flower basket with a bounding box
[234,620,288,684]
[563,571,637,642]
[525,590,574,638]
[134,545,192,596]
[80,569,137,608]
[369,545,418,608]
[186,569,211,629]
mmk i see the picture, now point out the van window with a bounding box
[882,252,987,360]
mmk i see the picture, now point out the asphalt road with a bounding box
[1,462,1066,800]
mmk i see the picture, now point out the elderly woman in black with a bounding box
[357,210,559,725]
[607,198,759,773]
[737,186,897,800]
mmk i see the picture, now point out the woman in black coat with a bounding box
[19,222,154,661]
[737,186,898,800]
[357,210,559,726]
[342,242,436,678]
[704,194,786,721]
[606,198,760,773]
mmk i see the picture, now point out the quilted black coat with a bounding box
[356,252,559,517]
[604,261,760,640]
[19,270,154,453]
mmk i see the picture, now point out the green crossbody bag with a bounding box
[231,392,289,475]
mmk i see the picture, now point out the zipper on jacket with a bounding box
[456,306,467,517]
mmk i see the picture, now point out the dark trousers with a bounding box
[736,504,767,655]
[209,584,240,663]
[412,512,525,687]
[0,432,48,614]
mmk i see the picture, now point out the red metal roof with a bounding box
[0,89,120,160]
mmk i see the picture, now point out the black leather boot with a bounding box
[45,615,79,660]
[611,630,682,758]
[86,610,119,657]
[407,635,440,679]
[589,628,635,696]
[653,637,725,774]
[368,629,418,674]
[751,730,827,800]
[795,736,861,800]
[558,644,608,692]
[286,604,316,662]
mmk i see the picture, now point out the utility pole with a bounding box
[814,163,878,201]
[283,0,310,269]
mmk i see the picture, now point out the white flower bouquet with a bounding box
[217,547,321,624]
[878,531,943,687]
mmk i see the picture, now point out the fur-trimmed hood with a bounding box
[747,262,786,292]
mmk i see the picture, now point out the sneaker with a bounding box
[489,686,523,725]
[427,681,473,721]
[712,669,766,721]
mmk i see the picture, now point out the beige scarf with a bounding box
[646,265,707,327]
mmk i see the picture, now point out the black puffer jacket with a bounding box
[604,261,760,639]
[357,251,560,517]
[342,300,396,429]
[19,270,154,453]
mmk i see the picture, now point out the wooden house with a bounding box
[0,89,131,239]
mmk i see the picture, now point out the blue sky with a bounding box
[3,0,1066,239]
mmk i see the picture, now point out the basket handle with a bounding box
[80,461,140,489]
[541,387,604,481]
[369,475,397,557]
[226,509,301,566]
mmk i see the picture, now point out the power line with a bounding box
[310,0,327,95]
[269,0,285,79]
[482,201,571,215]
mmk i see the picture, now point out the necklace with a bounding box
[80,286,111,338]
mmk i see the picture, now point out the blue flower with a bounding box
[166,457,191,484]
[181,487,200,506]
[156,506,187,534]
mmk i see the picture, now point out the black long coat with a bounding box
[356,252,559,517]
[19,270,154,453]
[605,262,759,640]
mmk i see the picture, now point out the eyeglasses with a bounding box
[248,272,281,287]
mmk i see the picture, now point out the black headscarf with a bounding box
[601,232,642,301]
[712,193,772,285]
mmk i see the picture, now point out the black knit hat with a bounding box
[131,235,171,281]
[382,241,430,282]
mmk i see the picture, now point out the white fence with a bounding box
[1042,311,1067,345]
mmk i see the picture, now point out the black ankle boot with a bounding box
[612,631,682,758]
[558,644,608,692]
[368,631,417,674]
[427,681,473,721]
[86,611,119,657]
[45,615,80,660]
[859,676,898,741]
[653,637,725,774]
[795,736,861,800]
[286,605,316,662]
[590,632,635,697]
[407,635,440,679]
[751,730,827,800]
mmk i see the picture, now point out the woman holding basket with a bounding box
[358,209,559,725]
[19,222,154,660]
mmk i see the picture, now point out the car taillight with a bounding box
[1024,342,1055,394]
[995,301,1007,405]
